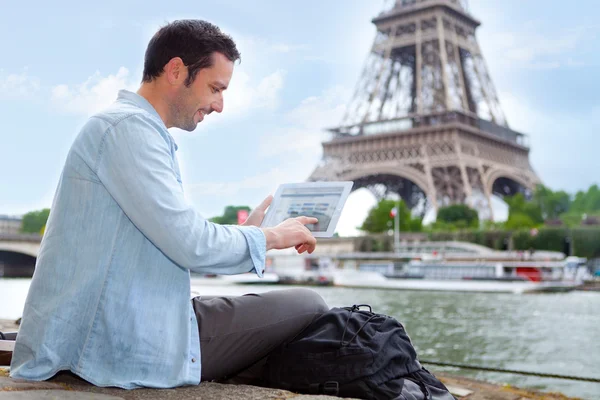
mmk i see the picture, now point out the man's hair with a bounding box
[141,20,241,87]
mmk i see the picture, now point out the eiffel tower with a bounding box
[309,0,540,220]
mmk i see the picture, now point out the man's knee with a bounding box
[283,288,329,315]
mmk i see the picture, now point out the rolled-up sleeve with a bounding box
[95,113,265,276]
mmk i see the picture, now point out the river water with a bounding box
[1,278,599,399]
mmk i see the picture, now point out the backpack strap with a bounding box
[322,381,340,396]
[405,377,432,400]
[283,381,340,396]
[310,381,339,396]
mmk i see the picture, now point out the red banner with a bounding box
[237,209,249,225]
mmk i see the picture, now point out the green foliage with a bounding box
[359,199,422,233]
[428,227,600,258]
[572,228,600,258]
[500,184,600,228]
[434,204,479,229]
[559,212,584,228]
[428,220,470,232]
[21,209,50,233]
[504,212,536,229]
[533,184,571,219]
[481,219,505,230]
[428,229,509,250]
[209,205,251,225]
[504,193,543,227]
[422,183,600,258]
[512,229,535,250]
[571,184,600,213]
[513,227,572,254]
[408,217,423,232]
[532,228,570,252]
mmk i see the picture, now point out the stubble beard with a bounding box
[170,88,197,132]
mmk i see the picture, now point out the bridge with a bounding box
[0,234,40,277]
[0,233,566,278]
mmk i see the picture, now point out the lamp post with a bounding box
[391,200,400,253]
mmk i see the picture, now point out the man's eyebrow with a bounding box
[212,80,228,90]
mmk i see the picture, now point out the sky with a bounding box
[1,0,599,236]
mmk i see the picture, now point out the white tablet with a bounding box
[261,181,354,237]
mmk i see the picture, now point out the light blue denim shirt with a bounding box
[10,90,266,389]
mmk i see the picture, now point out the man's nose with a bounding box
[211,97,223,113]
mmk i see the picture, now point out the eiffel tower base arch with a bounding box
[309,125,540,221]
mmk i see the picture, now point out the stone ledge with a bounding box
[0,370,355,400]
[1,368,580,400]
[0,319,19,332]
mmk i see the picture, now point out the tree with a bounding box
[209,205,251,225]
[533,184,571,220]
[359,199,422,233]
[504,213,536,229]
[21,208,50,233]
[571,184,600,213]
[435,204,479,229]
[504,193,543,228]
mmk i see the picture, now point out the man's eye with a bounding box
[212,87,220,94]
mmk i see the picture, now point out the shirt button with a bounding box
[191,358,196,363]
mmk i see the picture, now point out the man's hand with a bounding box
[241,195,273,227]
[261,216,318,254]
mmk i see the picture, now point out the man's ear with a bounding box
[164,57,187,86]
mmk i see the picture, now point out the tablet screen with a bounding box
[273,186,343,232]
[262,182,353,237]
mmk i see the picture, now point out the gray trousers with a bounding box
[191,288,329,383]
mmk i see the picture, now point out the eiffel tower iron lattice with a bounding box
[308,0,540,220]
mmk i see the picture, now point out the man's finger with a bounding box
[295,216,318,226]
[304,230,317,247]
[256,195,273,212]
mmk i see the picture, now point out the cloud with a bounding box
[185,167,288,197]
[479,19,593,70]
[169,68,286,140]
[0,69,40,99]
[50,67,137,115]
[48,62,284,118]
[258,85,350,158]
[270,43,310,53]
[50,64,284,132]
[499,90,600,193]
[183,85,351,216]
[231,33,308,56]
[494,30,579,63]
[223,69,285,116]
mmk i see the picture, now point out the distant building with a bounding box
[582,216,600,226]
[0,214,22,234]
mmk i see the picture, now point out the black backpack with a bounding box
[263,305,456,400]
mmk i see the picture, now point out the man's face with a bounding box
[170,52,234,131]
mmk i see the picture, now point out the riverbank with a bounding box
[577,279,600,292]
[1,319,584,400]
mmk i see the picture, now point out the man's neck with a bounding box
[137,84,172,128]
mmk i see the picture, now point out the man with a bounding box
[10,19,329,389]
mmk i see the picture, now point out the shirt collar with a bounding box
[117,89,178,150]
